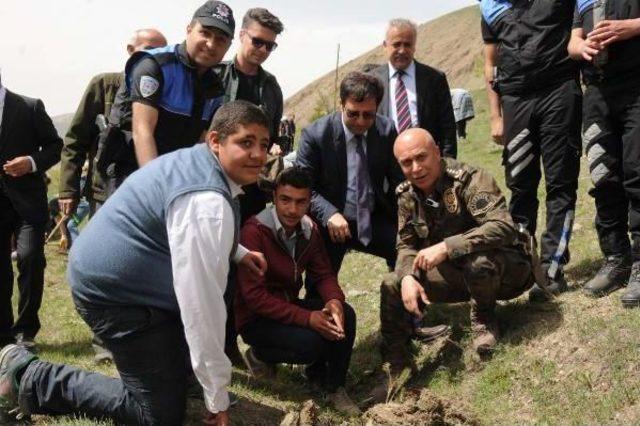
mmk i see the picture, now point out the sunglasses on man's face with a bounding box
[344,109,376,120]
[246,34,278,52]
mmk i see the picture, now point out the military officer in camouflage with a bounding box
[381,128,535,364]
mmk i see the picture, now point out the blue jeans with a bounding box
[67,200,90,244]
[19,298,190,425]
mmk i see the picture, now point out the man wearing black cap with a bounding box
[103,0,235,184]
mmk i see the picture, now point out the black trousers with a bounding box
[240,299,356,392]
[501,79,582,279]
[583,78,640,256]
[0,191,46,342]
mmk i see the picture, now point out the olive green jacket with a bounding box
[59,72,123,203]
[395,157,517,280]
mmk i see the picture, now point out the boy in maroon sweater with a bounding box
[235,167,360,416]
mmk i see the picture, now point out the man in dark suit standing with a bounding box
[0,75,62,348]
[372,19,457,159]
[296,72,404,275]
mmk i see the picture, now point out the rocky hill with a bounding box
[284,6,484,127]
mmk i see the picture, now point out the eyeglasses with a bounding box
[344,109,376,120]
[246,34,278,52]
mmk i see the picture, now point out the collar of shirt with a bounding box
[211,151,245,199]
[340,114,368,145]
[388,60,416,80]
[0,86,6,128]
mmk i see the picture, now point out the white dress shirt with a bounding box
[166,176,248,414]
[388,61,419,130]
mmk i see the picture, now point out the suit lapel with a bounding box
[331,113,348,192]
[0,91,18,154]
[414,61,426,127]
[378,66,390,117]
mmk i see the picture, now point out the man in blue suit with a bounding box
[296,71,404,275]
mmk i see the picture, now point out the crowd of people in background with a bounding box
[0,0,638,424]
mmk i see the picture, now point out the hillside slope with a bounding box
[285,6,484,127]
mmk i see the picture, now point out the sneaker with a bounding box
[0,344,38,421]
[326,387,361,417]
[14,334,35,352]
[92,343,114,364]
[583,255,631,298]
[242,347,276,380]
[529,274,568,303]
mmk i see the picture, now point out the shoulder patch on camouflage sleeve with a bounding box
[469,191,498,216]
[396,180,412,195]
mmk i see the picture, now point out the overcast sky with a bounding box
[0,0,476,116]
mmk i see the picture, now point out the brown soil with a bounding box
[364,388,480,426]
[280,400,319,426]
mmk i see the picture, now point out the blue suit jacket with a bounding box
[295,112,404,227]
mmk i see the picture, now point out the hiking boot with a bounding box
[621,261,640,308]
[413,324,451,342]
[242,347,276,380]
[0,344,38,422]
[326,387,361,417]
[583,255,631,298]
[528,274,568,303]
[471,308,499,356]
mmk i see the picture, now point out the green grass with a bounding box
[21,88,640,424]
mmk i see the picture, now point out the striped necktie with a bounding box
[394,69,412,133]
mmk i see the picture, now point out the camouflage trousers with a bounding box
[380,248,534,365]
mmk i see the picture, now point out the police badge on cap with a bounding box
[193,0,235,38]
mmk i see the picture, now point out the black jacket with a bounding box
[0,90,62,223]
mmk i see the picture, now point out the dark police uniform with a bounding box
[480,0,582,286]
[574,0,640,305]
[380,158,535,367]
[107,43,223,182]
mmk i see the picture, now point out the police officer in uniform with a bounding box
[380,128,535,372]
[568,1,640,306]
[480,0,582,301]
[105,0,234,184]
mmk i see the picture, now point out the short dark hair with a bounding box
[210,100,270,140]
[339,71,384,106]
[242,8,284,34]
[275,166,312,190]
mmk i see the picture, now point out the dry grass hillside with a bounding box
[284,6,484,127]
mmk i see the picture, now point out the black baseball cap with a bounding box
[193,1,235,38]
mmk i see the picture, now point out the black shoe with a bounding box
[621,261,640,308]
[529,274,568,303]
[413,324,451,342]
[583,255,632,298]
[0,344,38,422]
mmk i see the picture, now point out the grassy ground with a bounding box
[23,89,640,425]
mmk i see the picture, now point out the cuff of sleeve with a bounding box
[444,235,470,259]
[28,156,37,173]
[204,389,230,414]
[295,309,312,327]
[233,244,249,264]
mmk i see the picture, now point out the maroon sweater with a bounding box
[234,208,345,331]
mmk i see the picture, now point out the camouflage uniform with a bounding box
[380,157,535,365]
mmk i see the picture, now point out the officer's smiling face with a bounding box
[209,123,269,186]
[383,26,416,71]
[394,129,441,194]
[186,21,232,71]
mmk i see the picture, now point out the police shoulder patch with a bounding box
[140,75,160,98]
[396,180,412,195]
[443,188,458,213]
[469,191,497,216]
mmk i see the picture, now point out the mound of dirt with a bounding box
[364,388,479,426]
